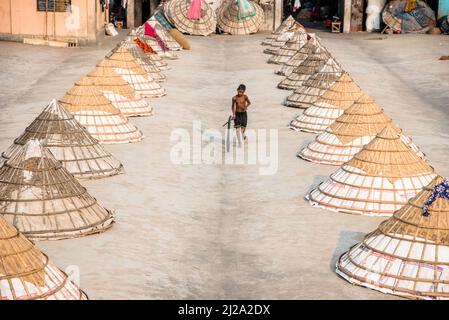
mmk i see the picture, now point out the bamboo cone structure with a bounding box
[274,39,318,76]
[261,15,296,46]
[0,214,88,299]
[263,22,305,55]
[267,29,308,64]
[121,37,166,82]
[164,0,217,36]
[307,124,436,216]
[147,17,183,51]
[2,100,124,179]
[336,175,449,299]
[277,47,329,90]
[298,93,425,165]
[289,73,363,133]
[59,77,144,144]
[87,65,154,117]
[103,47,167,98]
[284,56,343,108]
[132,27,178,60]
[130,31,170,70]
[216,0,264,35]
[0,140,115,240]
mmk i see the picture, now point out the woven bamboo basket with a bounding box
[164,0,217,36]
[130,32,170,70]
[120,37,166,83]
[289,73,363,133]
[267,29,308,64]
[147,17,183,51]
[284,56,342,108]
[298,93,425,165]
[277,47,329,90]
[263,29,295,55]
[59,77,144,144]
[0,214,88,299]
[274,39,318,76]
[307,124,436,216]
[103,47,167,98]
[2,100,124,179]
[87,65,154,117]
[132,27,178,60]
[336,175,449,299]
[261,15,296,46]
[216,0,264,35]
[0,140,115,241]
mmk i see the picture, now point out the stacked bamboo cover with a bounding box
[278,47,329,90]
[132,26,178,60]
[307,124,436,216]
[87,64,154,117]
[59,77,144,144]
[0,140,115,240]
[284,56,342,108]
[0,214,88,299]
[297,93,424,166]
[336,175,449,299]
[267,29,308,65]
[2,100,123,179]
[130,32,170,70]
[261,15,295,46]
[103,47,167,98]
[164,0,217,36]
[275,39,318,76]
[216,0,264,35]
[147,17,183,51]
[289,73,363,133]
[263,21,305,55]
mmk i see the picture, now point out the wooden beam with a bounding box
[343,0,351,33]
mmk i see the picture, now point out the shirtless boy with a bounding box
[232,84,251,140]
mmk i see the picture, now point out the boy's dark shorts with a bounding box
[234,112,247,128]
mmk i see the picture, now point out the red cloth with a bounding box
[144,22,169,52]
[134,37,158,54]
[187,0,202,20]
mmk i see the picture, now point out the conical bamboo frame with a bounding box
[277,47,329,90]
[129,32,170,70]
[163,0,217,36]
[104,47,167,98]
[147,17,183,51]
[2,99,124,179]
[263,21,304,55]
[0,140,115,241]
[297,93,425,166]
[132,27,178,60]
[307,124,436,217]
[121,37,166,83]
[0,215,88,299]
[336,175,449,300]
[261,15,296,46]
[216,0,264,35]
[87,65,154,117]
[289,72,363,133]
[274,39,318,76]
[267,29,308,65]
[59,77,144,144]
[284,57,343,108]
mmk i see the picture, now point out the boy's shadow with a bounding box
[330,230,365,272]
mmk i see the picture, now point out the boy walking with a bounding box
[232,84,251,142]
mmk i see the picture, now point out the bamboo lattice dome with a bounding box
[120,37,166,83]
[129,33,170,70]
[163,0,217,36]
[87,65,154,117]
[0,140,115,241]
[216,0,264,35]
[59,77,144,144]
[0,215,88,299]
[104,47,167,98]
[336,175,449,299]
[307,124,436,216]
[274,39,318,76]
[284,56,342,108]
[147,17,183,51]
[263,22,305,55]
[2,100,123,179]
[133,26,179,60]
[297,93,425,166]
[289,73,363,133]
[277,47,329,90]
[261,15,296,46]
[267,29,308,65]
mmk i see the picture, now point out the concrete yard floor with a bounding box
[0,30,448,300]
